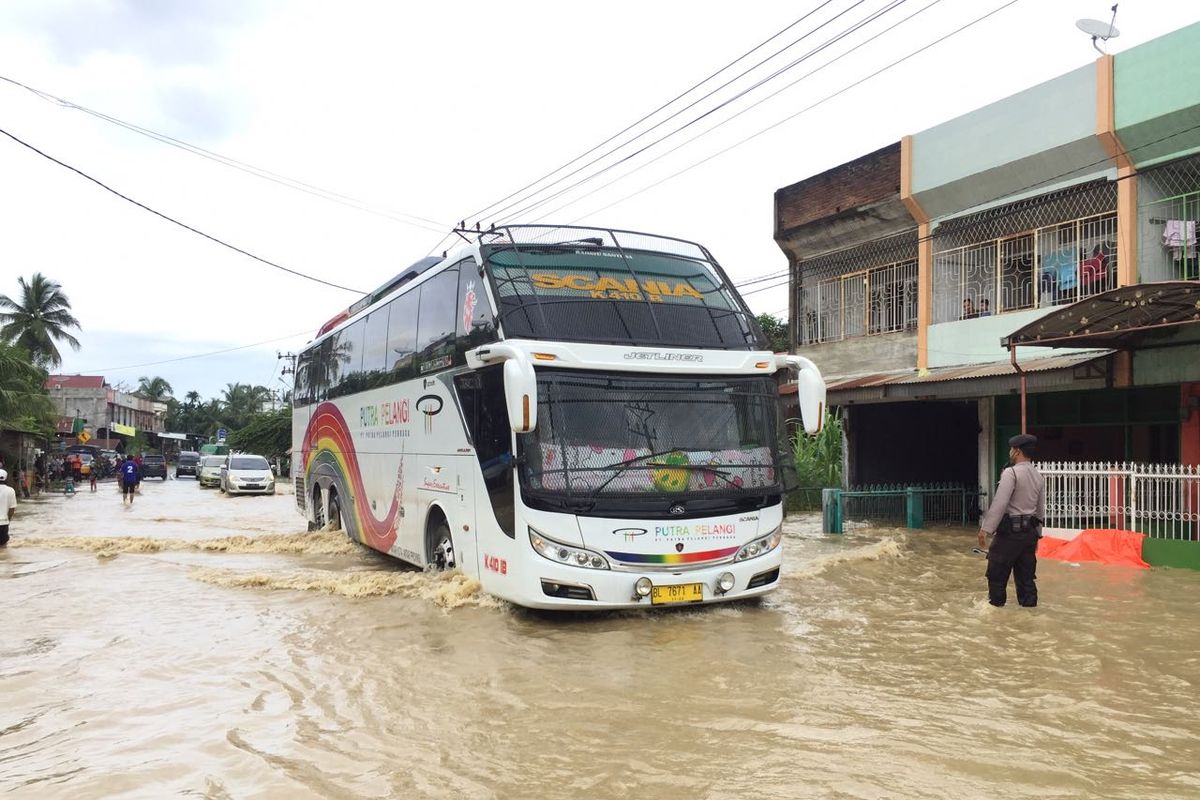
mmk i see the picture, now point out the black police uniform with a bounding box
[980,434,1045,607]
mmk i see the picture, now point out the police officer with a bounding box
[978,433,1045,607]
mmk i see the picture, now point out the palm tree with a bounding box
[138,375,174,401]
[0,273,82,369]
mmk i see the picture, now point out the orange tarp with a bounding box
[1038,529,1149,569]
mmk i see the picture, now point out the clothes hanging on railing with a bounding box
[1162,219,1196,260]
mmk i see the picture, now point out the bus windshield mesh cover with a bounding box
[484,244,762,349]
[522,372,783,501]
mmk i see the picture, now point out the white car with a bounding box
[220,453,276,495]
[197,455,225,488]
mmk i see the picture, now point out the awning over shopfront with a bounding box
[796,351,1113,405]
[156,432,189,441]
[1002,281,1200,350]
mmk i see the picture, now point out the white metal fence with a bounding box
[1039,461,1200,541]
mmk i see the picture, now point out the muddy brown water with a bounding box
[2,478,1198,799]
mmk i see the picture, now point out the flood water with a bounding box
[3,478,1199,799]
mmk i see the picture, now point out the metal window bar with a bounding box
[932,212,1118,323]
[800,259,917,344]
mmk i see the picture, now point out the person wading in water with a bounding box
[978,433,1045,607]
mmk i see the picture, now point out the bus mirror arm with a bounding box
[469,344,539,433]
[776,354,827,436]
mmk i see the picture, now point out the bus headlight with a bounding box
[735,525,783,561]
[529,527,610,570]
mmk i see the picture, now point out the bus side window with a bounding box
[416,265,460,375]
[457,260,498,359]
[328,319,365,399]
[294,351,312,406]
[455,365,514,537]
[387,290,419,382]
[361,307,390,389]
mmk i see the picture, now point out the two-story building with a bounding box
[46,374,165,448]
[776,22,1200,495]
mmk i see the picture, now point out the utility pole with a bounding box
[277,351,297,382]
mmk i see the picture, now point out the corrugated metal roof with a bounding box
[811,350,1112,394]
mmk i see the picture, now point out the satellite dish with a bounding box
[1076,18,1120,39]
[1077,4,1120,53]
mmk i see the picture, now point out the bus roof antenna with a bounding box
[1077,4,1119,54]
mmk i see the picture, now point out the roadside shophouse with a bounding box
[776,23,1200,551]
[45,374,165,449]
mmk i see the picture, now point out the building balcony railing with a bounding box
[798,258,918,345]
[1140,189,1200,283]
[932,212,1117,324]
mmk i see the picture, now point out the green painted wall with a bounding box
[1143,538,1200,570]
[1134,342,1200,386]
[1115,21,1200,166]
[913,65,1097,194]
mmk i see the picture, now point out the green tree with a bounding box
[226,407,292,460]
[0,342,54,428]
[755,313,789,353]
[137,375,174,401]
[0,273,82,368]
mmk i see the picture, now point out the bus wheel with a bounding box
[327,491,343,532]
[431,520,455,571]
[312,488,326,529]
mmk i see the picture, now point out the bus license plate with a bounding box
[651,583,703,605]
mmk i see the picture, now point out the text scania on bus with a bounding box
[292,225,825,610]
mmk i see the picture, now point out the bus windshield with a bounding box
[520,371,784,512]
[483,235,762,350]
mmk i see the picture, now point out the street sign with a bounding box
[217,428,227,444]
[77,429,92,444]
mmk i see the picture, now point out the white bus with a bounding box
[292,225,825,609]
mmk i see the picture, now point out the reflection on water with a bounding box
[2,480,1199,799]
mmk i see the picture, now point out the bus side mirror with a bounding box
[503,358,538,433]
[777,354,827,435]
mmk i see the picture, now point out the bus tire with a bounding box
[430,517,455,571]
[312,487,326,529]
[327,490,343,532]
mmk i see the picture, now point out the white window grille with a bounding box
[801,259,917,344]
[1039,461,1200,541]
[933,212,1117,323]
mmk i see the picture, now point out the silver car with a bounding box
[220,454,276,495]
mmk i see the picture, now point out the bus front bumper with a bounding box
[512,548,783,610]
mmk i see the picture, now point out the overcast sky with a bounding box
[1,0,1196,401]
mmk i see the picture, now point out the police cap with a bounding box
[1008,433,1037,450]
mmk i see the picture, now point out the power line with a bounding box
[495,0,916,225]
[0,125,365,294]
[459,0,843,226]
[0,73,449,235]
[537,0,947,225]
[485,0,879,225]
[568,0,1024,224]
[423,2,857,260]
[80,330,313,373]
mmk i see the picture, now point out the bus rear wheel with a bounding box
[431,520,455,571]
